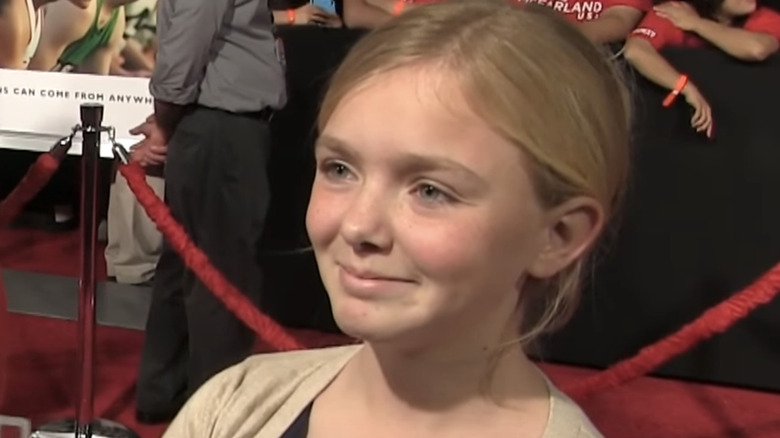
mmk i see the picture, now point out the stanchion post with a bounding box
[76,103,101,437]
[31,104,138,438]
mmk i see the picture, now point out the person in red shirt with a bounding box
[625,0,780,138]
[523,0,652,43]
[344,0,648,43]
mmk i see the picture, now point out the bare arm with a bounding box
[577,6,644,44]
[624,37,713,137]
[342,0,392,29]
[624,37,684,90]
[0,44,25,70]
[121,38,155,71]
[272,9,294,24]
[691,18,778,61]
[28,1,91,71]
[80,7,126,75]
[272,4,342,26]
[0,31,26,69]
[0,1,27,69]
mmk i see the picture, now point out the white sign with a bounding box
[0,414,31,437]
[0,68,153,158]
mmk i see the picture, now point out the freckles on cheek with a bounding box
[307,190,340,242]
[407,224,486,278]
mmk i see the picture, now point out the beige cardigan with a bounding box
[163,345,602,438]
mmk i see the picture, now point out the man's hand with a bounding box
[129,115,169,167]
[654,2,702,31]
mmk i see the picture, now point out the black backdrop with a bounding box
[258,27,367,330]
[260,28,780,393]
[542,48,780,393]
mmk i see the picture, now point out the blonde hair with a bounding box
[318,0,632,344]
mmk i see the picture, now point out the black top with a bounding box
[279,402,313,438]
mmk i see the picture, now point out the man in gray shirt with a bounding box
[129,0,286,424]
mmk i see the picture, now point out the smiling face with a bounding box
[306,68,550,350]
[307,0,630,353]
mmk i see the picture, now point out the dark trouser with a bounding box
[136,106,271,413]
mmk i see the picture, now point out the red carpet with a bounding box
[0,227,107,280]
[2,228,780,437]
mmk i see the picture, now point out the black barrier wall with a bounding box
[258,27,367,333]
[543,49,780,393]
[260,28,780,393]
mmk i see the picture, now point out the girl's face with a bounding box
[307,67,556,351]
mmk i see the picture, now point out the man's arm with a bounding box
[79,7,126,75]
[690,19,778,61]
[150,0,231,140]
[28,0,91,71]
[342,0,392,29]
[577,6,643,44]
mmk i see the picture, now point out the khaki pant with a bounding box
[105,172,165,284]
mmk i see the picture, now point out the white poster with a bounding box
[0,69,152,159]
[0,0,158,158]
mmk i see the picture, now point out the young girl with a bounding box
[162,1,631,437]
[625,0,780,138]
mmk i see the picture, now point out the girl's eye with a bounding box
[415,183,454,205]
[320,160,354,181]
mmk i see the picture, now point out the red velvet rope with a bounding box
[119,161,780,397]
[0,151,63,406]
[117,163,306,351]
[0,265,7,406]
[2,152,778,403]
[0,153,59,229]
[564,263,780,397]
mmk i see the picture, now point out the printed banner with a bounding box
[0,415,31,437]
[0,68,152,158]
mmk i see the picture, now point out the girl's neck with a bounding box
[346,341,549,415]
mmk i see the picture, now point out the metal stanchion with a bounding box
[31,103,138,438]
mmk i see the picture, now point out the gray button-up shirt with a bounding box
[150,0,287,112]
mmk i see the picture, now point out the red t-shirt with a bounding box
[630,4,780,49]
[521,0,652,22]
[413,0,651,22]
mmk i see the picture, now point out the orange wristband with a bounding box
[393,0,406,15]
[287,9,296,24]
[662,74,688,107]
